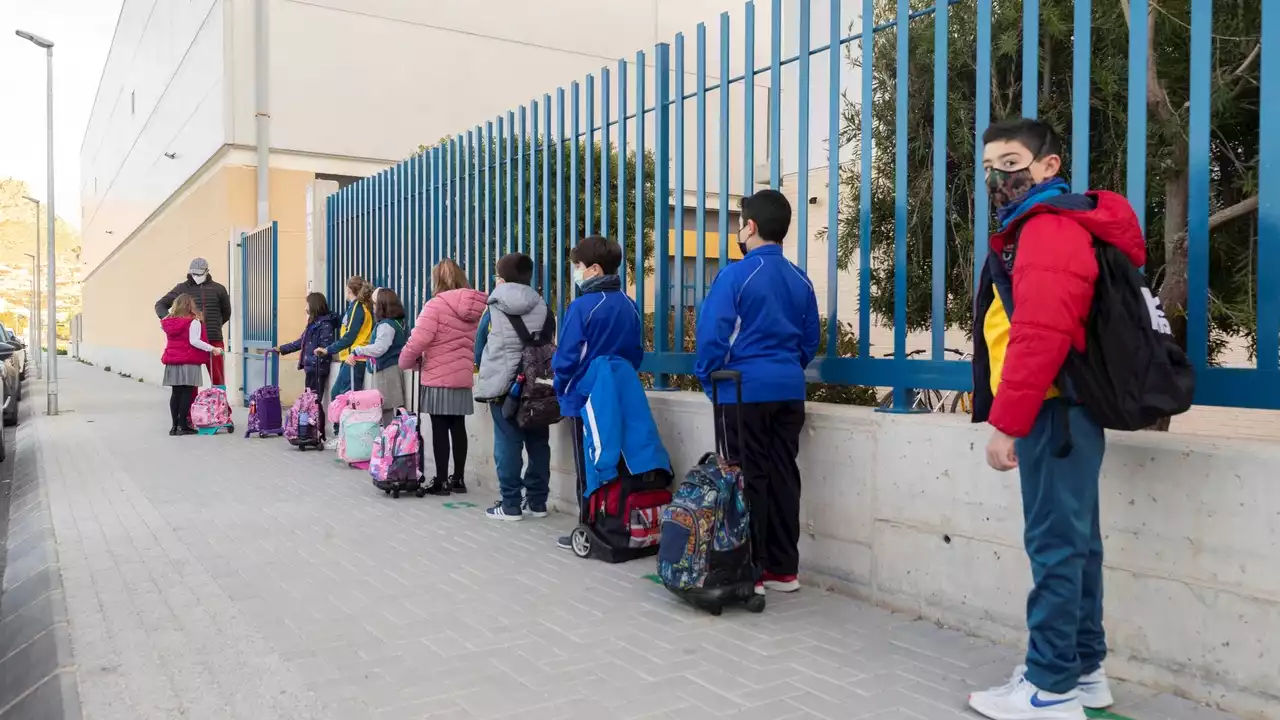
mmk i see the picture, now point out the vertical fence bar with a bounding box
[474,126,482,286]
[325,194,334,301]
[543,94,552,294]
[890,0,910,409]
[571,82,581,302]
[1126,0,1148,232]
[1260,0,1280,371]
[617,60,629,290]
[826,0,841,356]
[1071,0,1091,192]
[435,147,444,268]
[486,121,494,292]
[973,0,992,293]
[674,33,688,349]
[531,99,540,276]
[454,135,462,263]
[696,22,708,308]
[718,12,731,274]
[796,0,811,272]
[634,50,646,311]
[769,0,782,188]
[858,0,874,360]
[505,112,515,257]
[1186,0,1210,370]
[587,75,596,236]
[602,68,612,238]
[931,0,948,360]
[519,107,527,258]
[557,87,567,318]
[653,42,672,387]
[1022,0,1038,119]
[744,1,755,201]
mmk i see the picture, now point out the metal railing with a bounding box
[325,0,1279,411]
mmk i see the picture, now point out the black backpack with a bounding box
[504,311,562,429]
[1061,243,1195,430]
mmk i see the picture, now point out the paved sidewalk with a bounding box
[26,361,1240,720]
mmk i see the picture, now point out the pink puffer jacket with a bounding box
[399,288,488,388]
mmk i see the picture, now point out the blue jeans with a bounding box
[489,403,551,514]
[329,361,366,430]
[1017,400,1107,694]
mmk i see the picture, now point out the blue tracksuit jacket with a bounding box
[579,356,672,497]
[553,278,644,417]
[694,244,820,404]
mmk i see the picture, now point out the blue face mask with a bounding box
[571,265,586,287]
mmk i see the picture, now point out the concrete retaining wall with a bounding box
[455,390,1278,719]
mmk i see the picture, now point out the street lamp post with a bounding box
[21,197,42,380]
[16,29,58,415]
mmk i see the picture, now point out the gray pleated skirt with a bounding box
[419,386,474,416]
[162,364,204,387]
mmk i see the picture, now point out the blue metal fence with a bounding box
[325,0,1279,411]
[241,222,278,405]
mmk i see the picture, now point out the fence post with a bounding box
[653,42,672,390]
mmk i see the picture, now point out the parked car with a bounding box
[4,328,27,380]
[0,322,23,431]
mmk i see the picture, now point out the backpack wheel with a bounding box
[570,526,592,559]
[383,488,391,494]
[392,489,401,499]
[707,604,723,617]
[745,595,766,613]
[414,486,428,498]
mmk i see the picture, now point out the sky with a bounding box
[2,0,124,229]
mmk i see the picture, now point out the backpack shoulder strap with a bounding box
[504,311,551,347]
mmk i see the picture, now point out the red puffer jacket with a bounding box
[972,191,1145,438]
[161,316,211,367]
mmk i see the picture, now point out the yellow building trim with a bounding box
[669,230,743,260]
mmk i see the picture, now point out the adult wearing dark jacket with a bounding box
[155,258,232,386]
[694,189,820,596]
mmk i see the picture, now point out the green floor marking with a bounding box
[442,501,477,509]
[1086,709,1135,720]
[641,574,662,585]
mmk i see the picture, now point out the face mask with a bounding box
[571,265,586,287]
[192,274,208,285]
[736,226,751,256]
[986,167,1037,209]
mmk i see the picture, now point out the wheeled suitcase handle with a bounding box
[708,370,745,466]
[262,348,279,386]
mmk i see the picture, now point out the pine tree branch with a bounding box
[1167,196,1259,247]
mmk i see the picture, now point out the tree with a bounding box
[830,0,1260,365]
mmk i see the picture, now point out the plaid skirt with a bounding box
[419,386,474,416]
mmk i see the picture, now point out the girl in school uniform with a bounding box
[277,292,338,439]
[315,276,374,439]
[350,287,408,424]
[160,294,223,435]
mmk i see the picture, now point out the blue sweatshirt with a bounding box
[553,276,644,417]
[694,244,820,404]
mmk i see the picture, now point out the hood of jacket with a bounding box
[487,282,543,316]
[438,288,488,324]
[990,190,1145,268]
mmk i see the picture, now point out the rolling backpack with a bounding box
[337,406,382,465]
[245,350,285,438]
[503,312,561,429]
[328,388,382,423]
[370,410,424,498]
[285,387,323,450]
[657,370,763,615]
[191,386,234,433]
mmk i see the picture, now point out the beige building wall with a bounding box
[81,160,315,405]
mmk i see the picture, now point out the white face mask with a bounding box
[192,274,208,285]
[571,265,586,287]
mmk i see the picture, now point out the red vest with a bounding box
[161,316,210,366]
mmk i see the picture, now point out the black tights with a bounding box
[169,385,197,428]
[429,414,468,481]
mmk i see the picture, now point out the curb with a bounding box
[0,398,83,720]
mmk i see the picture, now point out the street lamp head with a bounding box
[15,30,54,49]
[22,195,39,205]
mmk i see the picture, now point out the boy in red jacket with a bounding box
[967,119,1144,720]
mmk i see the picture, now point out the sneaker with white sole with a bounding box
[523,500,548,519]
[485,503,523,522]
[1077,667,1114,709]
[968,671,1086,720]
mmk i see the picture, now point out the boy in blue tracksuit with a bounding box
[552,235,644,550]
[695,189,820,594]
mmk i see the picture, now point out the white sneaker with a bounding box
[1077,667,1114,709]
[968,672,1086,720]
[485,504,523,522]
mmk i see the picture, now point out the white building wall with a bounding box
[80,0,229,274]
